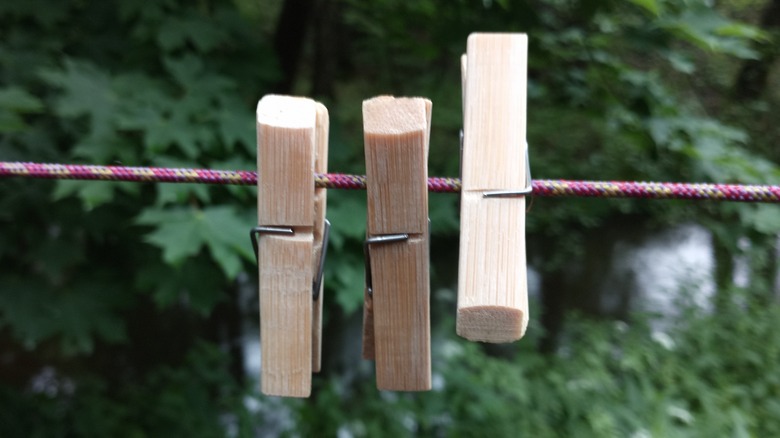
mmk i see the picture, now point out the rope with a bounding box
[1,161,779,203]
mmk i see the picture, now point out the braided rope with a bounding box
[1,161,779,203]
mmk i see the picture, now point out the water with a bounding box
[620,223,715,315]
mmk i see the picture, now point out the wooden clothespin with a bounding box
[457,33,530,343]
[255,95,330,397]
[362,96,432,391]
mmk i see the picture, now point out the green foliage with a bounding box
[0,0,271,352]
[0,343,249,437]
[296,297,780,436]
[0,87,44,132]
[657,3,768,58]
[137,206,254,280]
[0,0,778,435]
[0,0,273,429]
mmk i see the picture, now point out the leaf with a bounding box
[0,276,128,354]
[627,0,660,17]
[0,112,27,132]
[664,51,696,74]
[326,195,367,250]
[51,280,129,354]
[156,184,211,206]
[0,277,61,349]
[134,257,225,314]
[429,193,459,234]
[159,114,205,158]
[328,251,365,314]
[137,206,253,279]
[216,106,255,153]
[200,206,254,276]
[53,181,116,209]
[660,9,762,59]
[163,55,234,98]
[747,205,780,235]
[715,24,768,41]
[39,59,116,140]
[0,87,43,112]
[138,208,203,265]
[163,55,205,87]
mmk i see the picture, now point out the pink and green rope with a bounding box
[1,161,779,203]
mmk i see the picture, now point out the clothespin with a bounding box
[253,95,330,397]
[362,96,432,391]
[457,33,530,343]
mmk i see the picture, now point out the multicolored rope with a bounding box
[1,161,779,203]
[531,180,780,203]
[0,162,258,186]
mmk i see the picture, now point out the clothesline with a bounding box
[1,161,779,203]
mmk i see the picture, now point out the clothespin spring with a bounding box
[250,219,331,301]
[363,233,409,297]
[364,219,431,298]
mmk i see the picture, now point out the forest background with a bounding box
[1,0,780,436]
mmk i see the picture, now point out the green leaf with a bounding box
[51,281,129,354]
[0,112,27,132]
[664,52,696,74]
[327,195,367,250]
[216,106,254,153]
[660,9,762,59]
[163,55,205,87]
[163,55,234,98]
[747,205,780,234]
[156,184,211,206]
[627,0,660,17]
[39,59,116,140]
[137,206,252,279]
[715,24,768,41]
[135,257,225,314]
[429,193,459,234]
[0,277,61,349]
[53,181,116,209]
[200,206,254,276]
[0,276,128,354]
[138,208,202,265]
[328,251,365,314]
[0,87,43,112]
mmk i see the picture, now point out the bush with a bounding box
[295,293,780,437]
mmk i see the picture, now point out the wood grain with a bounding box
[364,96,429,235]
[370,236,430,390]
[457,193,528,342]
[461,34,527,191]
[363,96,431,391]
[259,233,313,397]
[457,33,529,343]
[256,95,325,397]
[257,95,316,227]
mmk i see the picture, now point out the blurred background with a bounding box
[1,0,779,436]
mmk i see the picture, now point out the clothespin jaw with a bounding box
[457,33,530,343]
[362,96,432,391]
[256,95,329,397]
